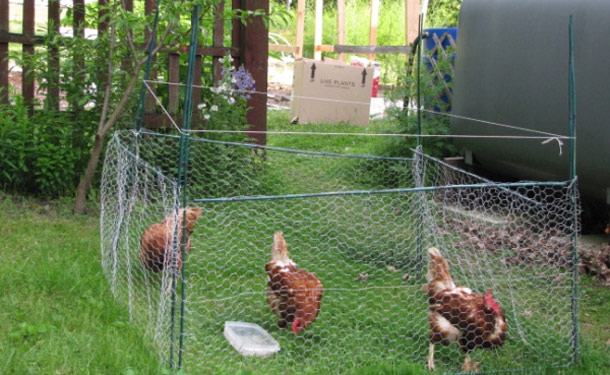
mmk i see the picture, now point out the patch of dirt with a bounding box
[443,213,610,287]
[267,82,291,109]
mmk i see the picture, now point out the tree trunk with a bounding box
[74,133,106,214]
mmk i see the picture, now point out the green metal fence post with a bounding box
[568,14,579,364]
[134,0,163,132]
[414,13,424,270]
[416,13,423,147]
[169,2,200,371]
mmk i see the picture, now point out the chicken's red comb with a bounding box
[485,288,500,311]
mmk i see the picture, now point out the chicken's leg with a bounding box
[461,353,480,373]
[427,342,435,371]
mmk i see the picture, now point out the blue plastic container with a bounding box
[423,27,458,54]
[421,28,458,111]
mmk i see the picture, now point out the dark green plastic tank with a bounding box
[451,0,610,207]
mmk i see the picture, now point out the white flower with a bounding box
[204,114,210,120]
[228,97,235,105]
[210,105,219,112]
[227,54,233,62]
[197,103,207,110]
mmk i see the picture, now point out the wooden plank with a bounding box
[0,32,44,44]
[231,0,241,66]
[191,56,202,126]
[295,0,305,58]
[315,44,335,52]
[240,0,268,145]
[144,0,156,114]
[213,1,225,84]
[336,0,345,61]
[369,0,380,61]
[144,0,154,41]
[122,0,134,76]
[269,44,299,53]
[0,0,9,104]
[144,113,181,129]
[47,0,60,110]
[314,0,323,60]
[98,0,109,89]
[23,0,35,109]
[73,0,85,110]
[167,54,179,114]
[73,0,85,35]
[98,0,109,34]
[405,0,420,45]
[161,46,239,57]
[143,113,203,129]
[317,44,411,54]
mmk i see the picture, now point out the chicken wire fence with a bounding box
[101,129,579,374]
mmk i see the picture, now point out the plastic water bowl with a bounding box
[224,321,280,357]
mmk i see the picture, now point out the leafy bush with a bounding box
[198,56,256,142]
[379,46,457,160]
[0,96,98,197]
[427,0,463,27]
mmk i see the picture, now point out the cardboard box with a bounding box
[290,59,374,126]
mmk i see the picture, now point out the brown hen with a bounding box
[425,247,507,372]
[140,207,203,272]
[265,232,323,335]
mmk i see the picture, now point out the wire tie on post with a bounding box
[541,137,564,156]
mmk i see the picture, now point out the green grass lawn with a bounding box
[1,112,610,374]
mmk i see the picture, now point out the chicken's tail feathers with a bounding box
[184,206,203,224]
[426,247,454,285]
[428,247,443,259]
[271,231,291,262]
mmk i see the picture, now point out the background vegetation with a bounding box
[1,1,609,373]
[1,113,609,373]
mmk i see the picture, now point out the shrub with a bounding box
[380,46,457,160]
[0,96,98,197]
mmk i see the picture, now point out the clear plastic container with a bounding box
[224,321,280,357]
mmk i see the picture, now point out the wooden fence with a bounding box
[0,0,269,144]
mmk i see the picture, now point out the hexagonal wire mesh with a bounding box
[100,130,579,374]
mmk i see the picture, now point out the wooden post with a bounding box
[97,0,109,89]
[47,0,60,110]
[144,0,156,114]
[73,0,85,111]
[369,0,380,61]
[98,0,109,34]
[74,0,85,36]
[314,0,323,60]
[240,0,268,145]
[168,54,180,114]
[121,0,134,86]
[232,0,241,67]
[213,1,225,84]
[191,55,202,126]
[22,0,35,109]
[0,0,7,105]
[337,0,345,61]
[405,0,420,45]
[295,0,305,58]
